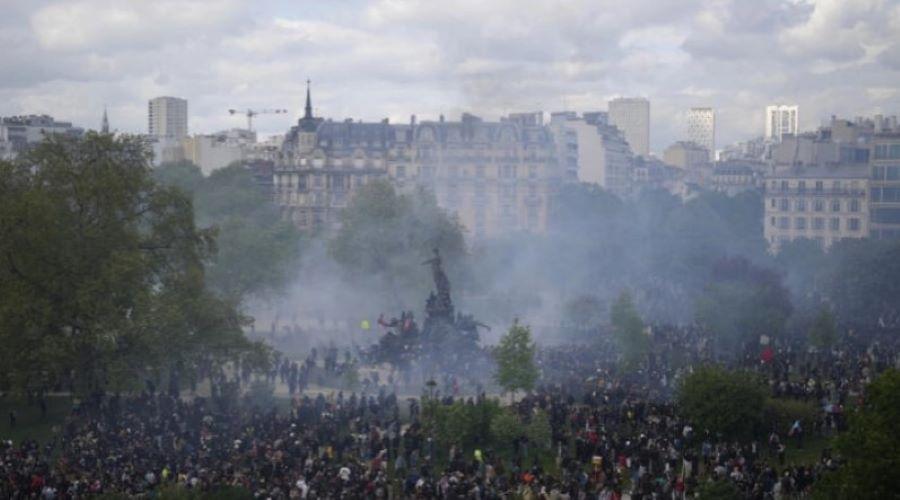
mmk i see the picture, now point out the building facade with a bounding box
[608,97,650,157]
[764,168,869,251]
[148,96,188,139]
[275,89,561,238]
[663,141,710,170]
[0,115,84,157]
[763,133,870,251]
[687,107,715,155]
[549,111,633,197]
[765,104,799,141]
[870,134,900,239]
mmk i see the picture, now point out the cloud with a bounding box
[0,0,898,153]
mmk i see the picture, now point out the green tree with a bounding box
[677,366,767,440]
[808,306,838,349]
[329,180,466,307]
[695,257,792,356]
[493,322,538,396]
[154,163,302,303]
[152,160,204,194]
[610,290,648,368]
[0,134,257,395]
[820,239,900,331]
[814,369,900,499]
[525,409,553,450]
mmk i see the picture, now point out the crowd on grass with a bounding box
[2,325,898,499]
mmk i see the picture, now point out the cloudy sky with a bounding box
[2,0,899,153]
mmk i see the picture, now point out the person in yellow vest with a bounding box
[360,319,371,331]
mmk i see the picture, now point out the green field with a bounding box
[0,395,71,444]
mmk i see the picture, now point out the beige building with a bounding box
[275,88,561,238]
[663,141,709,170]
[549,111,632,197]
[764,168,868,251]
[183,129,256,175]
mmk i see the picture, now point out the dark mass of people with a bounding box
[2,324,898,499]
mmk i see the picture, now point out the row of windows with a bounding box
[768,179,861,191]
[769,198,860,212]
[873,144,900,160]
[870,187,900,203]
[871,165,900,180]
[770,216,861,231]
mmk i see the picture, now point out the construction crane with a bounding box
[227,108,288,131]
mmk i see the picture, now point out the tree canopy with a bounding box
[493,322,538,395]
[677,366,767,440]
[329,180,466,308]
[814,369,900,499]
[153,161,302,303]
[0,134,262,395]
[610,290,648,367]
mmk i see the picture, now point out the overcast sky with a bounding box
[2,0,899,154]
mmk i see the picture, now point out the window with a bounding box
[813,217,824,230]
[795,217,807,230]
[813,199,824,212]
[831,200,841,212]
[815,181,824,192]
[829,217,840,231]
[798,181,806,193]
[781,180,789,190]
[796,199,806,212]
[778,217,789,229]
[780,198,790,211]
[848,218,861,231]
[770,198,776,209]
[313,175,323,188]
[770,216,776,227]
[849,199,860,212]
[476,165,485,178]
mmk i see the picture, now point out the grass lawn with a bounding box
[0,395,71,444]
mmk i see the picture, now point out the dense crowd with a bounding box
[2,326,898,499]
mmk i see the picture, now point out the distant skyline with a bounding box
[1,0,899,154]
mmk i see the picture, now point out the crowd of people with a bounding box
[2,324,898,499]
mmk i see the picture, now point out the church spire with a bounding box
[304,79,313,119]
[101,106,109,134]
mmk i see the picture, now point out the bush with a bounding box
[677,366,767,440]
[525,410,552,450]
[489,408,525,448]
[696,479,740,500]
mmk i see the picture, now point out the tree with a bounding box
[695,257,792,355]
[563,294,605,331]
[808,306,838,350]
[610,290,648,368]
[814,369,900,499]
[154,163,303,303]
[820,239,900,331]
[677,366,767,440]
[0,133,258,395]
[493,322,538,396]
[329,180,466,308]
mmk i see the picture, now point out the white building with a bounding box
[549,111,633,198]
[765,104,799,141]
[0,115,84,157]
[687,107,715,155]
[608,97,650,157]
[184,128,257,175]
[148,96,188,139]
